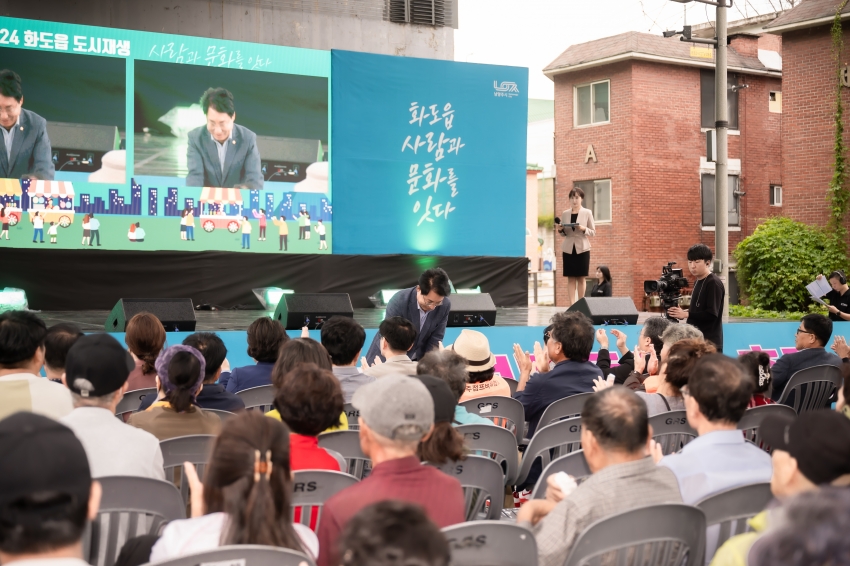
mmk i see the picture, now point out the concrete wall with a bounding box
[0,0,454,59]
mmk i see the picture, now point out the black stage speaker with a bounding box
[256,135,323,183]
[567,297,639,325]
[106,298,196,332]
[447,293,497,327]
[47,122,120,173]
[273,293,354,330]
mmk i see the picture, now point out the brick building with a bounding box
[544,28,783,308]
[765,0,850,227]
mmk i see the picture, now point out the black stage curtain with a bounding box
[2,250,527,310]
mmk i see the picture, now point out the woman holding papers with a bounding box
[815,271,850,321]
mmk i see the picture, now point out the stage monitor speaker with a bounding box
[106,298,196,332]
[47,122,121,173]
[567,297,639,325]
[447,293,497,327]
[256,135,323,183]
[272,293,354,330]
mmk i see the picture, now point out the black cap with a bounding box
[65,333,134,398]
[760,410,850,485]
[416,375,457,424]
[0,412,91,514]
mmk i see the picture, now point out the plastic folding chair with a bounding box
[235,384,275,413]
[86,476,185,566]
[318,430,372,479]
[456,424,519,485]
[460,396,525,443]
[435,456,506,521]
[343,402,360,430]
[291,470,359,530]
[564,504,707,566]
[536,392,594,431]
[777,364,842,413]
[202,408,236,421]
[506,377,519,396]
[530,450,591,500]
[442,521,538,566]
[515,416,583,487]
[138,545,315,566]
[159,434,216,506]
[649,411,697,455]
[115,388,156,419]
[696,483,773,564]
[737,404,797,453]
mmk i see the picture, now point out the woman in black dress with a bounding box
[559,187,596,305]
[591,266,612,297]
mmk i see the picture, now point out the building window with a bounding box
[574,179,612,222]
[386,0,451,27]
[575,80,610,127]
[769,91,782,113]
[770,185,782,206]
[701,174,740,226]
[700,70,739,130]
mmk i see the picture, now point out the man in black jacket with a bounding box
[667,244,725,350]
[770,314,842,403]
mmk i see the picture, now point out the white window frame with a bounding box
[770,185,782,206]
[573,178,612,223]
[574,79,610,128]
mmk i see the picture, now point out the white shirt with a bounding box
[417,301,429,331]
[4,558,91,566]
[150,512,318,562]
[1,117,19,161]
[0,373,73,421]
[33,216,44,229]
[48,224,58,235]
[315,223,326,236]
[211,132,232,175]
[61,407,165,480]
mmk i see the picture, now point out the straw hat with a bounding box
[448,329,496,372]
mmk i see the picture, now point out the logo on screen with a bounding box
[493,81,519,98]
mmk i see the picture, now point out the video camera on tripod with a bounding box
[644,262,689,317]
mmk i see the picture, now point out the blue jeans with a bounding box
[186,226,194,240]
[242,234,250,248]
[33,228,43,242]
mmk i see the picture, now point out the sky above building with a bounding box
[454,0,794,99]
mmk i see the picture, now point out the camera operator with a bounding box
[666,244,724,351]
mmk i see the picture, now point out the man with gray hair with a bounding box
[517,387,683,566]
[60,334,164,479]
[630,322,704,392]
[316,375,464,566]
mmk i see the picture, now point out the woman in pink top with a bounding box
[451,329,512,402]
[252,208,267,241]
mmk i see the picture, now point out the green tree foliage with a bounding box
[735,217,849,311]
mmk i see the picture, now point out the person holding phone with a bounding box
[559,187,595,306]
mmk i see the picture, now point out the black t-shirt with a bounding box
[825,288,850,321]
[591,280,612,297]
[687,273,725,350]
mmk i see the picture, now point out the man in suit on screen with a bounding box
[186,87,263,190]
[364,268,452,364]
[0,69,54,181]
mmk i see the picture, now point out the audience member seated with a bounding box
[321,316,375,403]
[362,316,419,377]
[43,322,83,382]
[266,338,347,431]
[339,501,450,566]
[316,375,464,566]
[124,312,166,391]
[0,412,102,566]
[60,334,165,480]
[417,350,493,426]
[612,317,670,386]
[139,333,245,413]
[224,317,288,393]
[710,410,850,566]
[656,354,772,504]
[416,375,466,465]
[593,328,634,384]
[516,387,682,566]
[738,351,775,408]
[750,488,850,566]
[640,322,704,393]
[149,412,318,562]
[837,362,850,419]
[0,311,72,420]
[273,363,345,471]
[514,311,602,436]
[129,345,221,440]
[452,329,512,401]
[770,313,842,403]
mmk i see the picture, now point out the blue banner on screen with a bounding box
[330,50,528,257]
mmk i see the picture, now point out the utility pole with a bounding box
[715,3,729,321]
